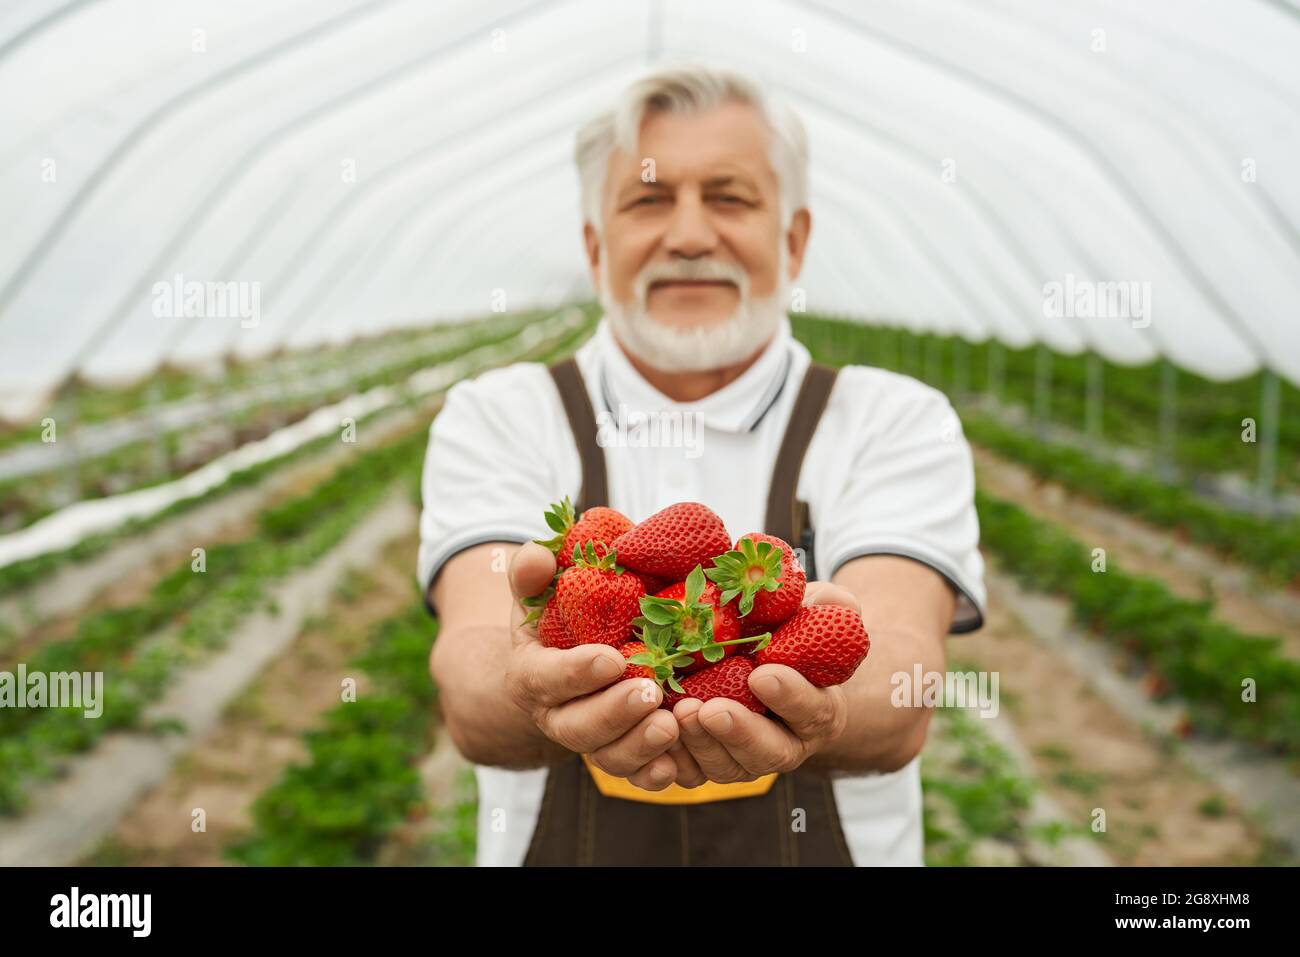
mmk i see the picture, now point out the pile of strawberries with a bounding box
[524,499,871,714]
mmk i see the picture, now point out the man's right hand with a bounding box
[504,542,681,791]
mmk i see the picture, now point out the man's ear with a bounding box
[784,208,812,280]
[582,222,602,291]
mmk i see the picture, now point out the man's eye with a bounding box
[711,194,747,205]
[632,195,664,206]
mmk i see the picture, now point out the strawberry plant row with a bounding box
[791,315,1300,491]
[976,490,1300,756]
[226,601,438,866]
[0,428,428,814]
[0,310,542,533]
[0,310,595,598]
[963,413,1300,586]
[0,316,598,813]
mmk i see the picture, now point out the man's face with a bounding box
[587,100,806,332]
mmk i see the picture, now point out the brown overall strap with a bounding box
[764,363,839,577]
[547,357,609,510]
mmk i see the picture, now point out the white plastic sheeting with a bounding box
[2,0,1298,423]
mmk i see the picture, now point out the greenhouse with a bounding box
[0,0,1297,884]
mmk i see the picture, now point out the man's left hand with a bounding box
[668,582,857,787]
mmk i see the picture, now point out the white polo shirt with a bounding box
[418,315,986,867]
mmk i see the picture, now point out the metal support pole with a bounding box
[1086,352,1104,447]
[1257,369,1280,510]
[925,335,940,384]
[147,377,169,475]
[1158,360,1177,480]
[953,338,969,399]
[1034,344,1052,433]
[57,379,83,504]
[988,341,1004,405]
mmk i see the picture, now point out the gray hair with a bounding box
[574,64,810,233]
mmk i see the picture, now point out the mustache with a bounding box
[633,260,750,304]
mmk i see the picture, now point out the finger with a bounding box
[667,741,708,789]
[588,709,680,776]
[673,698,752,783]
[625,752,679,792]
[510,542,557,601]
[802,580,861,613]
[539,677,663,754]
[696,697,803,776]
[508,640,627,707]
[748,664,848,742]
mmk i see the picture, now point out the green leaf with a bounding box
[640,602,678,626]
[685,565,705,604]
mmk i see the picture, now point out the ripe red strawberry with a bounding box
[618,641,654,681]
[610,502,731,581]
[635,566,770,678]
[669,656,766,714]
[538,599,576,649]
[535,498,633,569]
[556,542,645,647]
[756,606,870,687]
[705,532,806,625]
[652,578,742,673]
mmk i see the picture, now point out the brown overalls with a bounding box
[523,357,856,867]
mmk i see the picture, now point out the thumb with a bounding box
[510,541,558,601]
[802,581,861,614]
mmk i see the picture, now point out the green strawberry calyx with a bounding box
[519,576,558,627]
[704,537,784,616]
[631,566,771,692]
[533,496,577,555]
[570,540,624,572]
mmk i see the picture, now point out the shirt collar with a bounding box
[592,316,795,434]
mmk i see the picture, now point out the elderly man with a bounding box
[420,64,984,866]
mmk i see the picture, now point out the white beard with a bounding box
[598,250,789,373]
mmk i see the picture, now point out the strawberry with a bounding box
[705,532,806,624]
[618,641,654,681]
[756,605,870,687]
[535,497,633,569]
[538,599,576,649]
[610,502,732,581]
[555,542,645,647]
[666,656,767,714]
[651,577,744,673]
[635,566,770,683]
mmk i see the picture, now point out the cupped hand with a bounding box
[672,580,857,784]
[503,542,680,791]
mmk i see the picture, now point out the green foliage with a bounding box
[0,428,427,813]
[226,605,438,866]
[977,490,1300,756]
[962,412,1300,585]
[922,709,1035,867]
[790,314,1300,491]
[0,309,595,598]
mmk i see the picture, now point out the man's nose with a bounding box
[662,190,718,259]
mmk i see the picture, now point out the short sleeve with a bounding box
[416,363,569,613]
[813,368,986,633]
